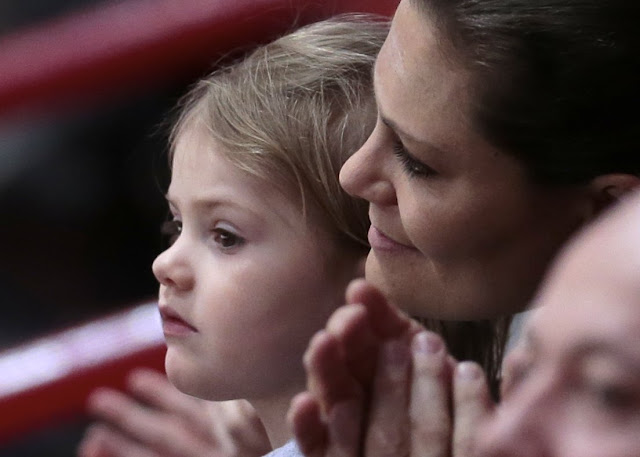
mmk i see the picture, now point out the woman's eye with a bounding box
[392,140,435,178]
[161,219,182,246]
[213,228,244,250]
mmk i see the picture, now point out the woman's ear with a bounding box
[588,173,640,215]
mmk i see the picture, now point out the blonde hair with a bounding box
[171,14,389,247]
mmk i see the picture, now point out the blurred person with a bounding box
[474,188,640,456]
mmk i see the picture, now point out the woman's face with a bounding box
[340,0,586,319]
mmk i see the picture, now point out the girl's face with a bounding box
[478,215,640,457]
[340,0,586,319]
[152,124,359,402]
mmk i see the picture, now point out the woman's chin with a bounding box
[364,253,432,315]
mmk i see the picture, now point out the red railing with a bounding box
[0,303,166,444]
[0,0,399,119]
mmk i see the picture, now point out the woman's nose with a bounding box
[339,121,397,206]
[152,239,194,291]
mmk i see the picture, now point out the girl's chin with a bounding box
[164,350,203,395]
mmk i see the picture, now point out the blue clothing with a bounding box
[263,440,302,457]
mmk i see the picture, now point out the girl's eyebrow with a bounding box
[164,193,254,213]
[195,197,264,219]
[165,192,280,226]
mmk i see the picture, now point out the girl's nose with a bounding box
[152,240,194,291]
[339,121,397,207]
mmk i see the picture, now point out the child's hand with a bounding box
[77,368,270,457]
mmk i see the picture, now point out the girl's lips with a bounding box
[368,226,416,252]
[159,307,197,337]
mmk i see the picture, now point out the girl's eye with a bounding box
[161,219,182,246]
[392,140,436,178]
[213,228,244,250]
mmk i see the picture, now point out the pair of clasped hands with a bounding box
[290,278,496,457]
[80,279,497,457]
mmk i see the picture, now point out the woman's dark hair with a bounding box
[413,0,640,184]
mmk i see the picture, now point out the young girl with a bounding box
[151,15,388,453]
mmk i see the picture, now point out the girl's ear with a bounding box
[587,173,640,216]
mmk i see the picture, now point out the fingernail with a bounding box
[413,331,443,354]
[457,361,481,380]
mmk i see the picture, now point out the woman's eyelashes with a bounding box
[392,139,436,178]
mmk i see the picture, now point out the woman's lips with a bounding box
[368,226,416,252]
[159,307,197,337]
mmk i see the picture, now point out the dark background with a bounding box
[1,1,184,454]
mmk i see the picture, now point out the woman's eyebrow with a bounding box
[379,114,421,144]
[372,72,446,154]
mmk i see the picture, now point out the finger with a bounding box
[127,369,212,437]
[324,394,365,457]
[77,424,159,457]
[87,388,213,456]
[345,279,412,339]
[304,331,361,411]
[290,388,365,457]
[452,362,494,457]
[324,303,379,387]
[363,338,412,457]
[208,400,270,456]
[289,392,327,457]
[409,331,453,457]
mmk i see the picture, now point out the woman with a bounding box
[290,0,640,455]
